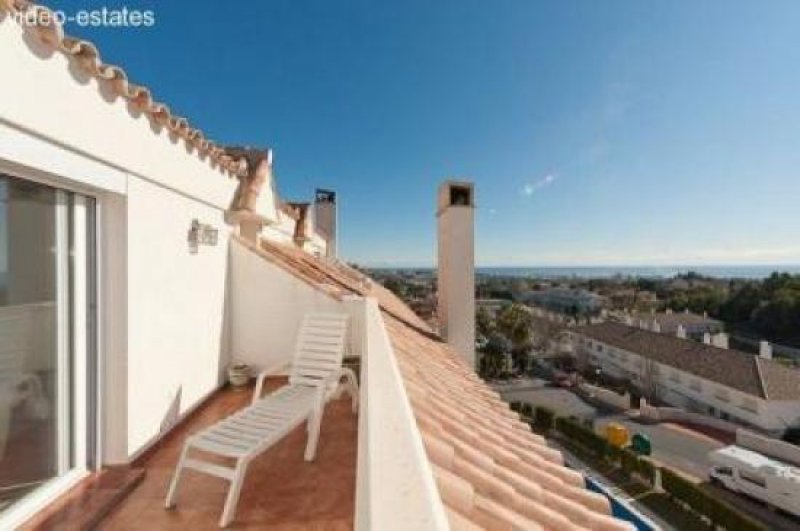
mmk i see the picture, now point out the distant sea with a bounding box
[370,265,800,280]
[475,265,800,280]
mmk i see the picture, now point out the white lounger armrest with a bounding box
[252,361,290,405]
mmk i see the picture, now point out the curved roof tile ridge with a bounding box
[240,237,635,530]
[1,0,248,177]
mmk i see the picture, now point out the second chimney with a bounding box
[437,181,476,368]
[314,189,337,258]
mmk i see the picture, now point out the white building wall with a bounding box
[761,401,800,432]
[0,19,244,460]
[228,238,342,373]
[263,212,298,246]
[576,336,797,432]
[0,13,339,463]
[0,20,234,209]
[124,176,233,456]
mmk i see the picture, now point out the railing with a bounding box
[352,297,449,531]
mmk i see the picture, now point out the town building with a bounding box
[621,309,723,340]
[571,322,800,434]
[0,3,634,529]
[521,287,607,316]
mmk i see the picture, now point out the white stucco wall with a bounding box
[124,176,232,456]
[229,238,342,373]
[577,338,797,432]
[262,212,298,246]
[0,18,241,461]
[355,298,449,531]
[0,19,234,209]
[0,14,340,465]
[437,206,475,367]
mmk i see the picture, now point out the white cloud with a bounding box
[522,174,557,196]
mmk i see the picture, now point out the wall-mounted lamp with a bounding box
[188,219,219,254]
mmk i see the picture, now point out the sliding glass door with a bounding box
[0,173,95,514]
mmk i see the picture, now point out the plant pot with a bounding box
[228,363,251,387]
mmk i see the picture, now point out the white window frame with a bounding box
[0,159,103,529]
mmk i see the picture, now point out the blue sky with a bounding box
[55,0,800,266]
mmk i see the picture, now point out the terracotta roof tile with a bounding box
[246,237,632,529]
[1,0,248,177]
[575,321,800,400]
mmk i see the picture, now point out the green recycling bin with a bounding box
[631,433,652,456]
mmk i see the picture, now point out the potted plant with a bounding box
[228,362,251,387]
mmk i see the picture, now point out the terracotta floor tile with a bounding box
[99,381,357,530]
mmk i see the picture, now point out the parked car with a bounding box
[709,445,800,517]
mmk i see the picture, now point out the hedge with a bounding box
[636,457,656,484]
[555,417,609,458]
[606,443,624,466]
[520,403,534,419]
[552,416,658,487]
[620,449,639,477]
[533,406,555,432]
[660,468,767,531]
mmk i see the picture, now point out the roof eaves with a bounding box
[2,0,248,178]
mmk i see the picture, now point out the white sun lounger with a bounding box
[164,312,358,527]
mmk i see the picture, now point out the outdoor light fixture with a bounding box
[188,218,218,254]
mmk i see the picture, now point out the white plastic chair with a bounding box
[165,312,358,527]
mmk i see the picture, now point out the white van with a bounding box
[709,445,800,517]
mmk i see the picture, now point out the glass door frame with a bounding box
[0,161,101,528]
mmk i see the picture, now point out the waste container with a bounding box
[631,433,652,455]
[605,422,630,448]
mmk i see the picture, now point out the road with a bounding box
[595,414,800,530]
[595,414,723,479]
[703,483,800,531]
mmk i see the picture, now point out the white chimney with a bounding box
[666,308,673,315]
[624,315,634,326]
[313,189,337,258]
[639,319,648,330]
[437,181,475,368]
[676,324,687,339]
[703,310,708,319]
[702,332,711,345]
[711,332,729,349]
[759,340,773,360]
[652,320,662,333]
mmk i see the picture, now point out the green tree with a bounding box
[381,276,407,299]
[496,303,533,370]
[476,306,495,338]
[479,333,512,378]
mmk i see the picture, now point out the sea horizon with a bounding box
[365,264,800,280]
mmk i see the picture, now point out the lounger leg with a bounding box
[165,444,190,509]
[219,458,249,528]
[304,405,325,462]
[341,368,359,413]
